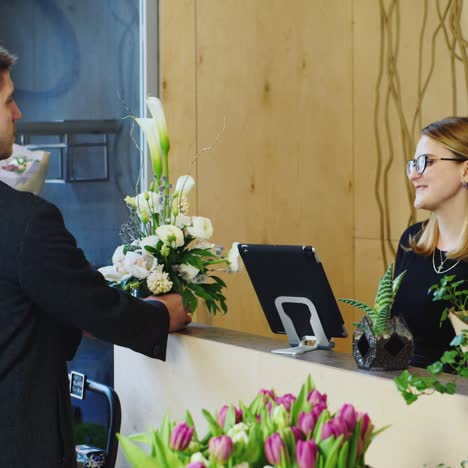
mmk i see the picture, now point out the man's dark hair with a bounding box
[0,46,17,71]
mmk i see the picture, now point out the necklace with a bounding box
[432,249,461,274]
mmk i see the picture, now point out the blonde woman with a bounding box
[393,116,468,368]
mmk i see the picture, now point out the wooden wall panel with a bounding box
[193,0,354,351]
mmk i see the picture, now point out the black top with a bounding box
[393,222,468,368]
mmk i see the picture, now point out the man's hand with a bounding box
[144,293,192,332]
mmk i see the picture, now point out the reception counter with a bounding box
[115,324,468,467]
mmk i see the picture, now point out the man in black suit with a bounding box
[0,46,191,467]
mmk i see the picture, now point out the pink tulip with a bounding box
[208,435,233,463]
[298,410,318,437]
[217,404,243,428]
[187,463,205,468]
[307,389,327,407]
[276,393,296,411]
[321,417,349,441]
[338,403,358,433]
[259,388,276,402]
[264,433,286,465]
[170,422,193,451]
[290,426,305,442]
[296,439,318,468]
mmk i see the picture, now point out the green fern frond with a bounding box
[392,270,406,299]
[374,304,391,336]
[374,264,394,312]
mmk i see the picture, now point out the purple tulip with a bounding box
[187,463,205,468]
[296,439,318,468]
[290,426,305,442]
[264,433,286,465]
[321,417,349,441]
[298,410,318,437]
[276,393,296,411]
[338,403,358,433]
[356,412,374,456]
[217,404,243,428]
[170,422,193,451]
[259,388,276,402]
[208,435,233,463]
[307,389,327,407]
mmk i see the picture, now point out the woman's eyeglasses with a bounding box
[406,154,466,177]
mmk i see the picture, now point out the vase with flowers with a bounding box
[118,376,384,468]
[98,97,239,314]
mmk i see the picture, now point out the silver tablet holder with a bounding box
[272,296,334,355]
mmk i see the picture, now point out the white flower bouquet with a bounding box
[99,97,239,314]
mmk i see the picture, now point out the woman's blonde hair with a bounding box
[408,116,468,261]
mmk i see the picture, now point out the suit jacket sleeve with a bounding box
[17,200,170,360]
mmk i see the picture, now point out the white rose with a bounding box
[187,216,213,240]
[123,251,156,279]
[176,263,200,282]
[134,191,162,222]
[228,242,242,272]
[156,224,185,248]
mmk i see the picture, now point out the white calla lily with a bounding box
[146,96,170,156]
[134,117,163,179]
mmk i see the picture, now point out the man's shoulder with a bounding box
[0,181,58,224]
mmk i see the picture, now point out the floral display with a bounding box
[99,97,239,314]
[118,376,382,467]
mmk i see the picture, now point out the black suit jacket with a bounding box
[0,182,170,467]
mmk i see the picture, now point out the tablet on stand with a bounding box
[238,244,347,355]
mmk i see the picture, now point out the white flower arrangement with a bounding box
[99,97,240,314]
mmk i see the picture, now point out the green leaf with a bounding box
[117,434,159,468]
[374,304,390,336]
[346,420,361,468]
[338,298,375,317]
[374,264,393,312]
[392,269,406,299]
[201,409,223,436]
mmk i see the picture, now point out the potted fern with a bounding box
[339,264,414,371]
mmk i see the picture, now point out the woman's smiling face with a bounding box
[408,135,467,212]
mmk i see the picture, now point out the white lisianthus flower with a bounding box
[175,175,195,196]
[174,214,192,229]
[134,191,162,223]
[146,265,173,295]
[123,251,156,279]
[227,242,241,272]
[156,224,184,248]
[98,266,124,282]
[176,263,200,282]
[124,195,136,208]
[187,216,213,240]
[139,235,160,254]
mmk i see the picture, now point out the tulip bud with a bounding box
[259,388,276,402]
[290,426,305,442]
[208,435,233,464]
[296,439,318,468]
[276,393,296,411]
[124,195,136,208]
[264,433,286,465]
[187,463,205,468]
[272,404,289,429]
[298,410,317,437]
[338,403,358,433]
[307,389,327,407]
[217,404,243,428]
[170,422,193,451]
[321,417,348,441]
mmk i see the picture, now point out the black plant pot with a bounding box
[352,315,414,371]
